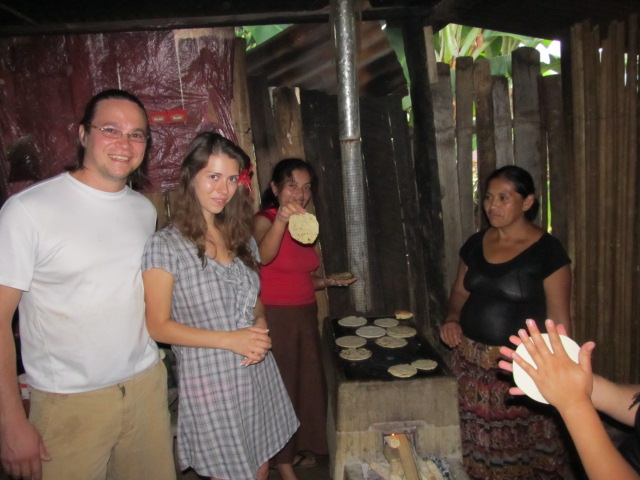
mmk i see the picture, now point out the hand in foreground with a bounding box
[498,319,595,410]
[230,327,272,366]
[498,321,568,395]
[275,202,306,224]
[1,416,50,480]
[439,320,462,348]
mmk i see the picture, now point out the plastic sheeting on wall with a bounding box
[0,28,237,194]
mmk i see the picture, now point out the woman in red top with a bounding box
[253,158,355,480]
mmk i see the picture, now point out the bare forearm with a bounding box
[0,287,27,431]
[560,401,640,480]
[0,325,26,430]
[253,300,267,329]
[544,265,572,334]
[591,375,640,426]
[257,220,287,264]
[147,318,234,351]
[444,289,468,323]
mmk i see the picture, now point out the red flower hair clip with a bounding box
[238,163,253,196]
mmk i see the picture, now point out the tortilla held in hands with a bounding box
[289,212,319,244]
[512,333,581,404]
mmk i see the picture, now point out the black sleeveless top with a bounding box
[459,230,571,346]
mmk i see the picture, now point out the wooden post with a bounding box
[423,26,439,84]
[432,62,462,290]
[273,86,305,159]
[622,14,638,381]
[402,16,448,336]
[231,37,260,210]
[473,57,495,228]
[584,24,600,354]
[540,75,568,247]
[247,74,279,194]
[512,47,545,226]
[569,21,586,343]
[454,56,475,242]
[492,76,514,168]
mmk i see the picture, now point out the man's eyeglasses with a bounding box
[89,125,148,144]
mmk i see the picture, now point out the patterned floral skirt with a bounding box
[452,336,569,480]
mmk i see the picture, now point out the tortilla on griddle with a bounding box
[339,347,372,361]
[335,335,366,348]
[388,364,418,378]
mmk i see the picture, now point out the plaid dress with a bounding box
[143,226,298,479]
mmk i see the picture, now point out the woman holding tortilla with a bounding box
[253,158,355,480]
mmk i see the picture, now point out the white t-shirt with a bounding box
[0,173,159,393]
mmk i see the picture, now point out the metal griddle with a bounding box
[326,315,448,381]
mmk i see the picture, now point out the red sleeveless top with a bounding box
[256,208,320,306]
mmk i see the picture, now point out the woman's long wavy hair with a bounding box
[172,131,258,270]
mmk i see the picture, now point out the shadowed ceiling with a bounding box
[0,0,637,39]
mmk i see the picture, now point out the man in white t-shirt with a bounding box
[0,89,175,480]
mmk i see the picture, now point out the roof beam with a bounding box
[0,5,434,37]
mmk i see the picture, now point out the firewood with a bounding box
[417,459,444,480]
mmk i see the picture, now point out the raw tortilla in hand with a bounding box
[289,212,319,244]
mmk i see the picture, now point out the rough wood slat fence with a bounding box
[435,25,639,383]
[570,15,639,384]
[434,47,566,292]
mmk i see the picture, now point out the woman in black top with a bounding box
[439,165,572,479]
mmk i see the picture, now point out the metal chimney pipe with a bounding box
[332,0,372,312]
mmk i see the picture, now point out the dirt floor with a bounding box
[0,455,330,480]
[178,455,331,479]
[0,420,630,479]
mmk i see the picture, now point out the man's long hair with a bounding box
[172,131,257,270]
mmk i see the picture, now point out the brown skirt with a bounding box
[265,302,328,464]
[452,336,569,480]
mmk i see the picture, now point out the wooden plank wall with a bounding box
[403,18,448,344]
[298,91,429,320]
[570,15,639,383]
[299,90,352,317]
[247,82,429,323]
[360,96,428,316]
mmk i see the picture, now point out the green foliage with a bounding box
[236,25,291,50]
[432,26,558,77]
[385,24,561,121]
[384,25,410,90]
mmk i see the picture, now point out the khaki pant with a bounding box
[30,361,176,480]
